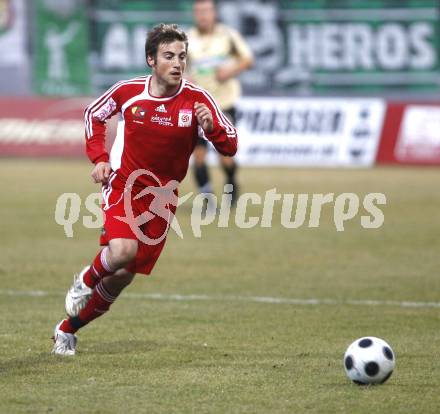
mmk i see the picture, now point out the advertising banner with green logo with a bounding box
[277,0,440,93]
[224,0,440,95]
[89,0,439,96]
[34,0,90,96]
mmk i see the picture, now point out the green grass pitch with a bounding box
[1,160,440,413]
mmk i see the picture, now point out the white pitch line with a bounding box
[0,289,440,309]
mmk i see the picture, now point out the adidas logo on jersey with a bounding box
[155,104,167,113]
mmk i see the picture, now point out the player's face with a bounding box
[149,41,187,89]
[193,1,216,33]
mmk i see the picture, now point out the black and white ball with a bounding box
[344,337,395,385]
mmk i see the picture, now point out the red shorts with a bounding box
[99,175,177,275]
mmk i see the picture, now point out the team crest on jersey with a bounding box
[131,106,146,119]
[178,109,192,127]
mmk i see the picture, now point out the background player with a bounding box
[52,23,237,355]
[188,0,253,205]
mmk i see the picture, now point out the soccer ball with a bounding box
[344,337,395,385]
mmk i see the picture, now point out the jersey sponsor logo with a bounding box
[155,104,167,113]
[93,97,117,122]
[178,109,192,127]
[151,115,174,127]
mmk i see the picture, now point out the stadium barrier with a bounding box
[376,102,440,165]
[0,97,438,166]
[229,97,385,167]
[0,97,116,158]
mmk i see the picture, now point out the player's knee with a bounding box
[109,240,138,266]
[194,158,206,168]
[221,155,235,168]
[193,147,207,166]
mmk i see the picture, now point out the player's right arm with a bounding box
[84,82,122,184]
[193,92,238,156]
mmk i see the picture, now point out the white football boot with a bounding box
[52,320,77,356]
[65,266,93,317]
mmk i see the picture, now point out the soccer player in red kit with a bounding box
[52,23,237,355]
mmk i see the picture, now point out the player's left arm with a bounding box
[216,28,254,82]
[194,97,237,157]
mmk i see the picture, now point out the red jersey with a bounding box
[84,75,237,187]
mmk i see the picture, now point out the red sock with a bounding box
[83,247,114,288]
[60,281,117,334]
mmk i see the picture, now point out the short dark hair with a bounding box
[145,23,188,66]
